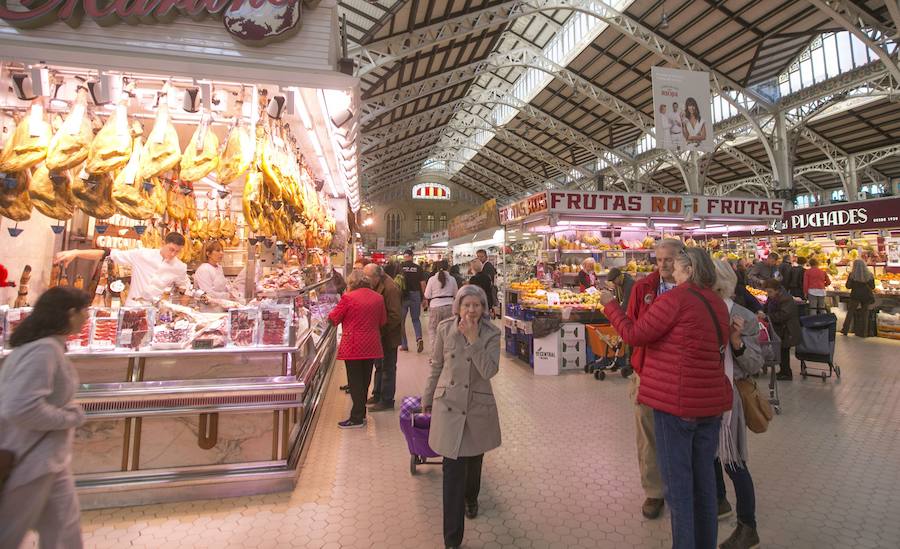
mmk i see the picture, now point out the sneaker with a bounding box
[368,402,395,412]
[719,521,760,549]
[417,339,424,353]
[338,419,365,429]
[776,371,793,381]
[718,499,734,520]
[641,497,664,519]
[366,396,379,405]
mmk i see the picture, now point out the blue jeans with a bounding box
[400,291,423,348]
[372,345,399,405]
[715,458,757,529]
[654,410,722,549]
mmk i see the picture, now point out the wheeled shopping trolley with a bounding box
[584,324,631,381]
[399,396,441,475]
[796,313,841,381]
[757,317,782,414]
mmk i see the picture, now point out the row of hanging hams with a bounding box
[0,81,254,226]
[241,92,336,248]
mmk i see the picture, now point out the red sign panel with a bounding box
[779,196,900,234]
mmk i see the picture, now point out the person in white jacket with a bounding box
[424,260,458,352]
[0,287,90,549]
[193,241,231,299]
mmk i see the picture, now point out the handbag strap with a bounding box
[688,288,725,362]
[15,432,50,466]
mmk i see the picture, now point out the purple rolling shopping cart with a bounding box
[399,396,441,475]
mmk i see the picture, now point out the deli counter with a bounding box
[0,278,341,510]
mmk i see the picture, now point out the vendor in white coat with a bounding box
[422,284,501,549]
[55,232,192,305]
[193,241,230,299]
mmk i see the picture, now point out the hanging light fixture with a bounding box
[660,11,670,29]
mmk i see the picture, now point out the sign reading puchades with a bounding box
[448,199,500,240]
[0,0,306,45]
[775,196,900,234]
[500,191,784,223]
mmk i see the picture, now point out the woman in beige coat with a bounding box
[423,284,501,549]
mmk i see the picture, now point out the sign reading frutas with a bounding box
[0,0,304,45]
[547,191,784,219]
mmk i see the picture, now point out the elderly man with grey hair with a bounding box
[363,263,402,411]
[624,237,685,519]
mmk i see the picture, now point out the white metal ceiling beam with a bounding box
[364,86,631,170]
[352,0,777,111]
[804,0,900,82]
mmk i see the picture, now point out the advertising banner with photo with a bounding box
[652,66,715,153]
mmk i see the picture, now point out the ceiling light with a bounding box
[660,11,670,29]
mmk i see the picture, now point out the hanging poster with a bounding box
[651,66,715,153]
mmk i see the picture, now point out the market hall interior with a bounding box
[18,317,900,549]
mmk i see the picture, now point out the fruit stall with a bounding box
[728,196,900,338]
[1,3,356,507]
[498,191,783,374]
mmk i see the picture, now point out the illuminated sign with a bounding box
[412,183,450,200]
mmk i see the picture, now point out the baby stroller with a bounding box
[399,396,441,475]
[584,324,631,381]
[757,317,781,414]
[796,313,840,381]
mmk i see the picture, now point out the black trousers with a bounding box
[442,454,484,547]
[780,346,792,375]
[345,359,374,422]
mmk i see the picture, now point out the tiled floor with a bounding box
[26,317,900,548]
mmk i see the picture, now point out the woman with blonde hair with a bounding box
[712,260,764,549]
[841,258,875,336]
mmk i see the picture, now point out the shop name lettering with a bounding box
[549,192,783,217]
[789,208,868,230]
[500,193,548,223]
[1,0,289,25]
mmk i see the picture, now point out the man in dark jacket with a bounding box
[748,253,781,288]
[364,263,403,410]
[764,279,801,380]
[623,238,684,519]
[606,267,634,309]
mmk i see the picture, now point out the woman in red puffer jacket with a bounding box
[329,269,386,429]
[600,247,732,549]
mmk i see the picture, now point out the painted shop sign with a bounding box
[448,199,500,240]
[0,0,305,45]
[776,196,900,234]
[499,192,549,225]
[546,191,784,220]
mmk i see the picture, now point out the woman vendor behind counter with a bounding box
[193,241,229,299]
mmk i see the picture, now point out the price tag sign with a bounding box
[546,292,560,306]
[585,286,599,295]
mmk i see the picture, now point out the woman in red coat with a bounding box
[600,248,732,549]
[329,270,387,429]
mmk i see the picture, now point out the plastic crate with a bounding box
[516,332,534,367]
[522,309,536,321]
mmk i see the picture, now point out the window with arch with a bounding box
[412,183,451,200]
[385,210,402,247]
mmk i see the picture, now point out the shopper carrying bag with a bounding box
[712,260,766,549]
[0,287,91,549]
